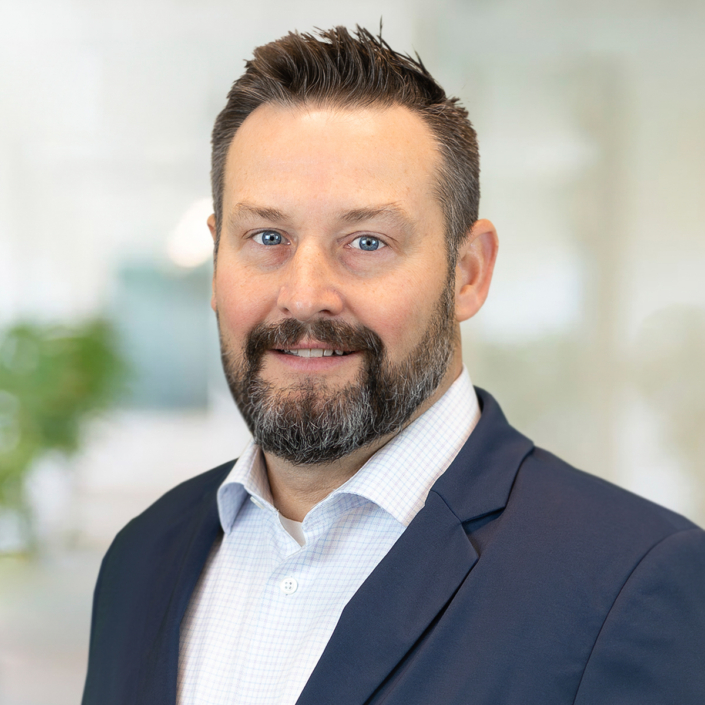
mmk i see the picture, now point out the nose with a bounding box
[276,242,344,321]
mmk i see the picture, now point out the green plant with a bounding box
[0,319,125,509]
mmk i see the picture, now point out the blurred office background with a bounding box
[1,0,705,702]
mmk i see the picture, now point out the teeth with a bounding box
[282,348,351,357]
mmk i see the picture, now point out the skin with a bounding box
[209,102,498,521]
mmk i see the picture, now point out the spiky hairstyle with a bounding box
[211,26,480,263]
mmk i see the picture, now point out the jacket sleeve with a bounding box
[573,527,705,705]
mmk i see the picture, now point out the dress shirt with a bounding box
[178,367,480,705]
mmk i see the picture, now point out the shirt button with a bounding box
[280,577,298,595]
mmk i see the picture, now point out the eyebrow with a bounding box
[229,203,289,224]
[340,203,412,228]
[228,201,412,229]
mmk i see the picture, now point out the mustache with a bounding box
[245,318,383,362]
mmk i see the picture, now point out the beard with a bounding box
[219,280,457,465]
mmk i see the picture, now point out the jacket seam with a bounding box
[570,526,701,704]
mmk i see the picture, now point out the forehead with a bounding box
[221,102,444,220]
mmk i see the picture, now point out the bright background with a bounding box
[1,0,705,702]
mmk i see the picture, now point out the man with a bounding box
[82,27,705,705]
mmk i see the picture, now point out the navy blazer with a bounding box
[82,389,705,704]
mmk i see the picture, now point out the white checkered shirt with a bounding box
[177,368,480,705]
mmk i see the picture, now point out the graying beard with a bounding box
[243,378,375,465]
[241,351,446,465]
[221,282,455,465]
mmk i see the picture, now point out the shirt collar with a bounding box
[217,366,480,533]
[217,441,273,533]
[331,366,479,526]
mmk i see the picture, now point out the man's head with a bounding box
[211,26,480,268]
[209,28,497,466]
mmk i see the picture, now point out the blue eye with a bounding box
[254,230,283,246]
[351,236,385,251]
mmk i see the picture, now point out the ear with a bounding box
[207,213,217,242]
[208,213,218,311]
[454,218,499,322]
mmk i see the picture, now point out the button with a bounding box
[280,577,298,595]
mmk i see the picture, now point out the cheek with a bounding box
[352,276,438,360]
[213,265,275,341]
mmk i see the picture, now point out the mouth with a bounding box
[278,348,354,358]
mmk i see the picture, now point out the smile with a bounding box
[279,349,351,358]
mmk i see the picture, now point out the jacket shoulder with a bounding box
[519,446,698,536]
[448,444,705,703]
[466,443,701,578]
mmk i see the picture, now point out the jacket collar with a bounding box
[433,387,534,523]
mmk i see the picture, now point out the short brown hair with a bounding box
[211,26,480,264]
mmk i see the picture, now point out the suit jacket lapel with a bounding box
[297,387,534,705]
[296,491,477,705]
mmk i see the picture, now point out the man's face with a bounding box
[212,102,460,464]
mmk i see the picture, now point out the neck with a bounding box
[264,349,464,522]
